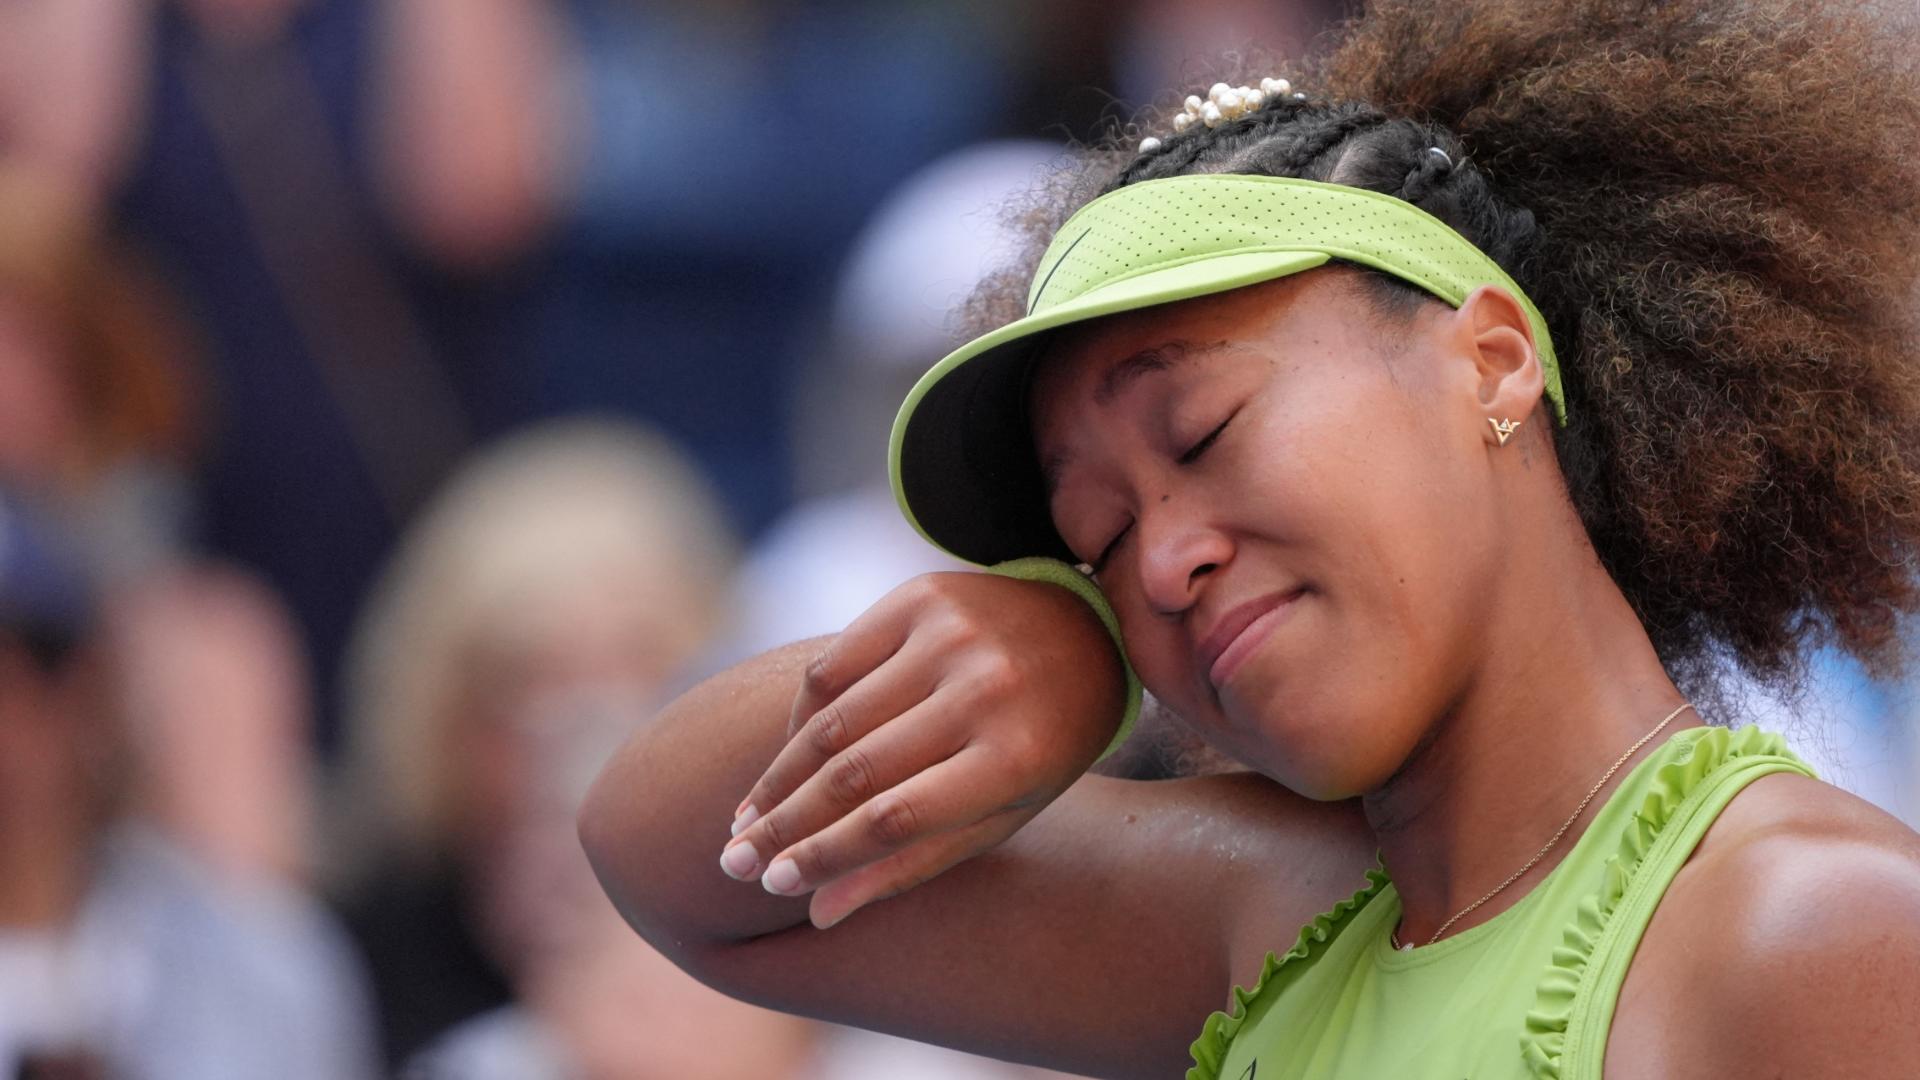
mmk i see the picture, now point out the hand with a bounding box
[718,571,1127,930]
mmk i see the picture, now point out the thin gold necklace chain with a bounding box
[1392,702,1696,951]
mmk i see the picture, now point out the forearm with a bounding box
[579,637,823,960]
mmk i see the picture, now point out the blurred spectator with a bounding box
[0,494,377,1080]
[3,0,578,746]
[333,418,756,1072]
[3,0,570,264]
[5,0,1032,747]
[0,163,373,1074]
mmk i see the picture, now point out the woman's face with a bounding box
[1031,269,1512,798]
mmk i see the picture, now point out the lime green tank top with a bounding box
[1186,726,1815,1080]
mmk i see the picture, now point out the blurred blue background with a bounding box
[0,1,1906,1077]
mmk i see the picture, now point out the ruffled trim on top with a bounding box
[1186,865,1390,1080]
[1518,725,1802,1078]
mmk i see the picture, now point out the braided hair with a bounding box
[965,0,1920,699]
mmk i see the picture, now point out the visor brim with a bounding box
[890,248,1331,565]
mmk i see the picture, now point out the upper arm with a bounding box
[693,772,1372,1080]
[1622,776,1920,1079]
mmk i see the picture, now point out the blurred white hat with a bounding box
[830,139,1065,369]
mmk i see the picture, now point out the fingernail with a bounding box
[815,905,853,930]
[731,803,759,837]
[733,796,752,818]
[720,840,761,880]
[763,858,803,896]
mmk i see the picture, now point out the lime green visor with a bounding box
[888,173,1565,566]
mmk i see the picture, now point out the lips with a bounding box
[1197,588,1307,688]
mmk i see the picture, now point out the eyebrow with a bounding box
[1039,338,1232,494]
[1095,340,1205,405]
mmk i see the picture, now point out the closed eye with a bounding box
[1086,412,1235,574]
[1090,522,1132,575]
[1177,411,1236,465]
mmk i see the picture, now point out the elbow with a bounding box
[574,746,724,966]
[576,757,641,928]
[576,773,740,985]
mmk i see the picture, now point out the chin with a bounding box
[1227,681,1404,801]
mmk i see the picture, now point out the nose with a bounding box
[1136,502,1233,617]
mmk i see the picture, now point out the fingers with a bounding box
[722,684,977,881]
[783,586,920,742]
[739,636,941,839]
[718,572,1082,928]
[733,588,918,824]
[725,744,1016,900]
[808,808,1028,930]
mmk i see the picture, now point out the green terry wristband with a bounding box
[987,556,1141,763]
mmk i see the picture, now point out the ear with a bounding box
[1453,285,1546,443]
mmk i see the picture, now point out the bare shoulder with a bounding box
[1614,772,1920,1078]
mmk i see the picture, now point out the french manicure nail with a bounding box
[720,840,761,880]
[731,803,760,837]
[763,858,804,895]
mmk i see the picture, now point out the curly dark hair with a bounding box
[965,0,1920,699]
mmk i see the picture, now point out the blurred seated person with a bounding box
[333,419,809,1074]
[0,493,376,1079]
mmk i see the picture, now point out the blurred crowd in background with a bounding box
[0,1,1910,1078]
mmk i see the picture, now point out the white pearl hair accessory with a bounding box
[1205,78,1291,125]
[1142,75,1302,153]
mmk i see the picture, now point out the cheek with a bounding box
[1354,408,1502,649]
[1115,610,1201,715]
[1283,408,1496,756]
[1215,407,1494,791]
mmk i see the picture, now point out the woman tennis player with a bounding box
[580,0,1920,1075]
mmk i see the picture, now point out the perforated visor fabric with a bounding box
[889,174,1563,566]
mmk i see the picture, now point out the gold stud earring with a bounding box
[1489,417,1522,447]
